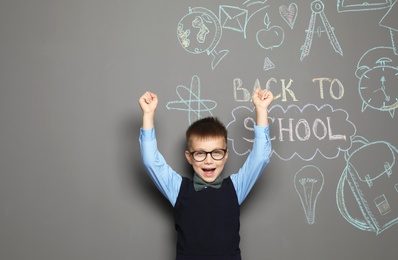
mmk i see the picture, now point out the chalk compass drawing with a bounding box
[177,7,228,70]
[166,75,217,125]
[300,0,343,61]
[294,165,324,225]
[337,0,392,12]
[355,46,398,118]
[337,136,398,235]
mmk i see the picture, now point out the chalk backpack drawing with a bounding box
[337,136,398,235]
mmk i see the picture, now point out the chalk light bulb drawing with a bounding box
[294,165,325,225]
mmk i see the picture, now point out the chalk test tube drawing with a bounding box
[379,0,398,55]
[177,7,229,70]
[337,0,392,12]
[279,3,298,29]
[166,75,217,125]
[256,13,285,50]
[294,165,324,225]
[300,0,343,61]
[336,136,398,235]
[355,46,398,118]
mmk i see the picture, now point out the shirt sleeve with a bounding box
[230,125,272,205]
[139,127,182,206]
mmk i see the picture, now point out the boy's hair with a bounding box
[186,117,228,149]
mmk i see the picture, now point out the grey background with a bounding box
[0,0,397,259]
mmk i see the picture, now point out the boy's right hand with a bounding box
[139,91,158,114]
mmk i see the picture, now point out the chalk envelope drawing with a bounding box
[166,75,217,125]
[294,165,324,225]
[219,5,248,34]
[337,136,398,235]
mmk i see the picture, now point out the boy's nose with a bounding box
[204,153,213,163]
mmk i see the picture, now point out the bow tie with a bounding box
[193,174,223,191]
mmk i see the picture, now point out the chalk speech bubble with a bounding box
[226,104,357,161]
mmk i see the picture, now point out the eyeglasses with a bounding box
[189,149,227,162]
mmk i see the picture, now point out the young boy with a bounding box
[139,88,273,260]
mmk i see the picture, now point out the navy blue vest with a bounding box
[174,177,241,260]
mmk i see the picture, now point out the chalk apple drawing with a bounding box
[256,13,284,50]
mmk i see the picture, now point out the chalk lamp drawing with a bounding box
[294,165,324,225]
[177,7,229,70]
[166,75,217,125]
[279,3,298,29]
[300,0,343,61]
[337,136,398,235]
[355,47,398,117]
[337,0,392,12]
[256,13,284,50]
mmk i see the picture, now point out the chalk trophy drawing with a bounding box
[300,0,344,61]
[177,7,229,70]
[379,0,398,55]
[166,75,217,125]
[294,165,324,225]
[336,136,398,235]
[256,13,285,50]
[279,3,298,29]
[268,104,356,161]
[355,47,398,118]
[337,0,392,12]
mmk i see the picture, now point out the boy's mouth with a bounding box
[202,168,216,176]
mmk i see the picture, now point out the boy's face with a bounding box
[185,136,228,183]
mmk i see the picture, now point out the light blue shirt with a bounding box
[139,125,271,206]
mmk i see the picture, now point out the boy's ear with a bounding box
[185,150,193,165]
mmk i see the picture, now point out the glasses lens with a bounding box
[211,149,225,160]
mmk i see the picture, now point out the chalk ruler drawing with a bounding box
[166,75,217,125]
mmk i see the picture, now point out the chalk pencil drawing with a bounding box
[379,0,398,55]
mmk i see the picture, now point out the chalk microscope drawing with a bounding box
[300,0,343,61]
[355,46,398,117]
[337,0,393,12]
[166,75,217,125]
[226,104,357,160]
[177,3,269,70]
[336,136,398,235]
[294,165,324,225]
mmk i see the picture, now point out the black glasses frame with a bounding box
[189,149,227,162]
